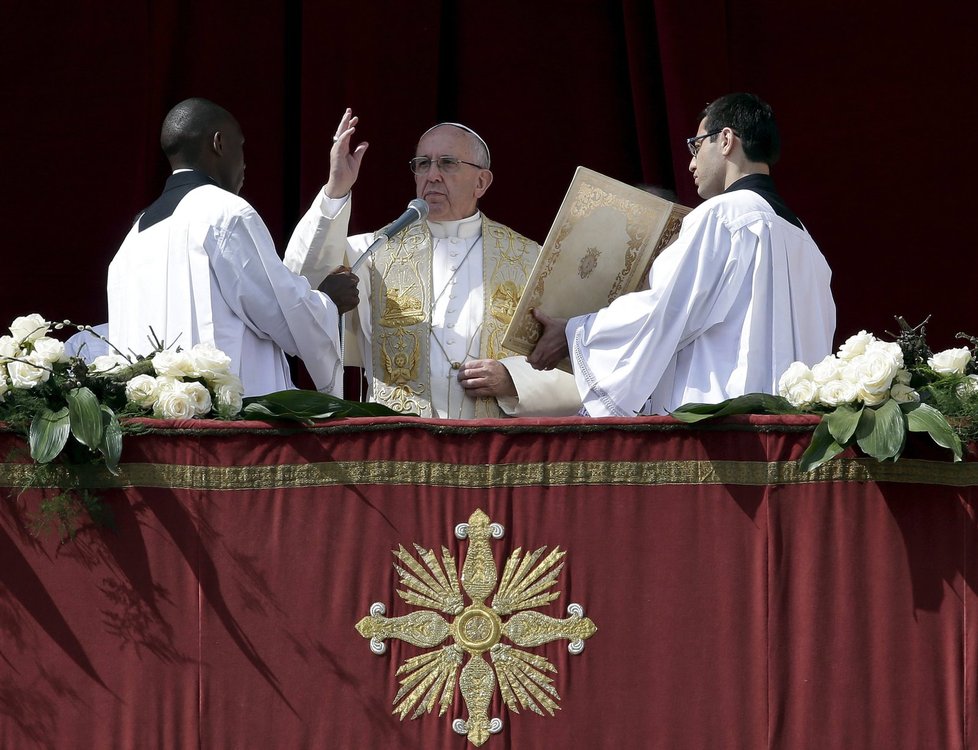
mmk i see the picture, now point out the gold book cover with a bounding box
[503,167,690,371]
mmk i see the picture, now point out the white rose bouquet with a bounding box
[0,315,245,479]
[1,313,399,540]
[672,317,972,470]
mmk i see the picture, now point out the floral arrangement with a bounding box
[0,314,244,537]
[1,314,244,471]
[672,317,974,470]
[1,313,404,538]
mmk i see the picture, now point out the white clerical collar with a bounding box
[427,211,482,240]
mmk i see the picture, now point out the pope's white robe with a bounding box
[108,180,342,397]
[286,193,581,418]
[567,187,835,417]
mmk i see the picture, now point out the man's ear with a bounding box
[719,127,736,156]
[211,131,223,155]
[474,169,493,198]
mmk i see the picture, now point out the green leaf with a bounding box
[903,401,963,461]
[799,419,846,471]
[824,404,862,444]
[67,386,104,448]
[240,390,408,423]
[99,406,124,475]
[29,407,71,463]
[855,399,906,461]
[669,393,799,423]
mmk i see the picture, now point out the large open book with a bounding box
[502,167,690,371]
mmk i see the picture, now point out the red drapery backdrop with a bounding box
[2,416,977,748]
[2,2,976,347]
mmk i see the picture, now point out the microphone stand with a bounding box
[338,199,428,400]
[340,234,386,399]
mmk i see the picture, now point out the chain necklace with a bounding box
[430,234,480,371]
[429,323,482,419]
[429,233,481,418]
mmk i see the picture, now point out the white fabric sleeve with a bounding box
[284,191,352,288]
[495,356,583,417]
[568,207,748,417]
[212,207,344,394]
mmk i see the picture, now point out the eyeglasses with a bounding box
[409,156,486,175]
[686,129,723,157]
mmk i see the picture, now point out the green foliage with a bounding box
[854,399,905,462]
[669,393,800,423]
[241,390,408,423]
[29,407,70,463]
[671,391,962,470]
[919,376,978,445]
[798,420,846,471]
[904,402,963,458]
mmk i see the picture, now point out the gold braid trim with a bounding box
[3,458,976,491]
[475,218,539,418]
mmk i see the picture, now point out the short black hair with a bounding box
[160,98,235,162]
[700,93,780,166]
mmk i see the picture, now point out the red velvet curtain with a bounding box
[2,2,976,347]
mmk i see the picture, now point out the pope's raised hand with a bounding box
[324,108,369,199]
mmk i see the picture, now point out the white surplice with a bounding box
[567,188,835,417]
[285,193,581,418]
[108,182,342,397]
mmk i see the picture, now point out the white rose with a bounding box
[152,349,196,378]
[928,347,972,375]
[125,374,163,409]
[183,381,213,416]
[778,361,817,407]
[0,371,9,401]
[32,336,68,365]
[0,335,20,361]
[7,355,51,389]
[154,383,195,420]
[837,330,875,361]
[90,353,131,374]
[866,340,904,370]
[811,355,843,384]
[215,382,244,418]
[894,368,912,386]
[861,389,890,406]
[817,379,859,407]
[10,313,50,343]
[189,343,233,379]
[848,349,900,402]
[209,370,243,390]
[889,384,920,404]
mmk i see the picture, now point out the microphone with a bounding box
[352,199,429,272]
[377,198,429,242]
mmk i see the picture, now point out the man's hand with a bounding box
[458,359,517,398]
[319,266,360,314]
[526,308,570,370]
[324,108,368,199]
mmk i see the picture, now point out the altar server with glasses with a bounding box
[528,93,836,417]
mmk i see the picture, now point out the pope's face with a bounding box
[414,126,491,222]
[688,118,724,200]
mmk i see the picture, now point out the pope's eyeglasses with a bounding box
[409,156,486,175]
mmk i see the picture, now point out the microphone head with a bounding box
[408,198,429,221]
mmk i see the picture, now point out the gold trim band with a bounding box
[3,458,976,491]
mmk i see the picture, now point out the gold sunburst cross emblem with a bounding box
[355,509,597,746]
